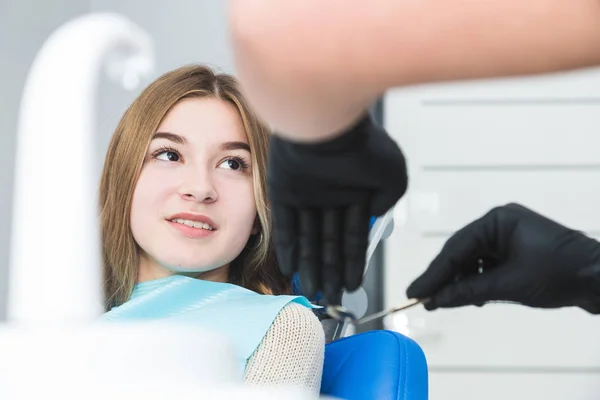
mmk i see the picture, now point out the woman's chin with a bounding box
[159,259,227,276]
[165,263,217,273]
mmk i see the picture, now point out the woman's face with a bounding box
[130,97,258,281]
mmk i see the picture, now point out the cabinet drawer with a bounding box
[430,371,600,400]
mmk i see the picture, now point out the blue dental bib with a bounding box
[101,275,317,376]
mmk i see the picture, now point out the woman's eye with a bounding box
[219,158,242,170]
[219,157,250,171]
[156,151,180,162]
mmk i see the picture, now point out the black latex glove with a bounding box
[407,203,600,314]
[268,114,408,304]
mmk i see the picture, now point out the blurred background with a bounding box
[1,1,600,398]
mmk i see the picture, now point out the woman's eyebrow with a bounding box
[152,132,187,144]
[220,141,251,153]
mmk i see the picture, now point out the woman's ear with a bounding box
[251,217,260,235]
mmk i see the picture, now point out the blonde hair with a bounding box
[99,65,290,310]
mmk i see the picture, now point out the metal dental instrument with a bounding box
[325,298,429,326]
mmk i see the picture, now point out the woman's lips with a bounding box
[166,219,216,238]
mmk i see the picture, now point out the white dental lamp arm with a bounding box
[8,13,154,324]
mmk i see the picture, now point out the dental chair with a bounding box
[293,211,429,400]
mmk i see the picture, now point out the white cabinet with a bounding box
[383,70,600,398]
[430,372,600,400]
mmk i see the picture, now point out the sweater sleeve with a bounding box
[243,302,325,395]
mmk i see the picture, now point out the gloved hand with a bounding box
[268,114,408,304]
[407,203,600,314]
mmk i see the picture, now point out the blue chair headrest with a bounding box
[321,330,429,399]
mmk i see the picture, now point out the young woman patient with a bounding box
[98,65,324,392]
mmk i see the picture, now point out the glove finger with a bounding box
[271,203,298,277]
[322,208,343,305]
[343,201,370,292]
[369,180,408,217]
[406,210,500,299]
[298,208,321,299]
[580,302,600,315]
[426,266,507,310]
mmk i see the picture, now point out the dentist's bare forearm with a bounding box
[229,0,600,142]
[229,1,378,143]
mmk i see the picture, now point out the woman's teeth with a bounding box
[171,219,214,231]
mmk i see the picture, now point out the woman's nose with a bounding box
[178,170,218,203]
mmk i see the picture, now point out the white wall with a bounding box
[383,70,600,399]
[0,0,234,319]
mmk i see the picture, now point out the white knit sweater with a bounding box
[243,303,325,395]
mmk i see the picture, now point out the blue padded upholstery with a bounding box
[321,330,428,400]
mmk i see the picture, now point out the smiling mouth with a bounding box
[168,218,215,231]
